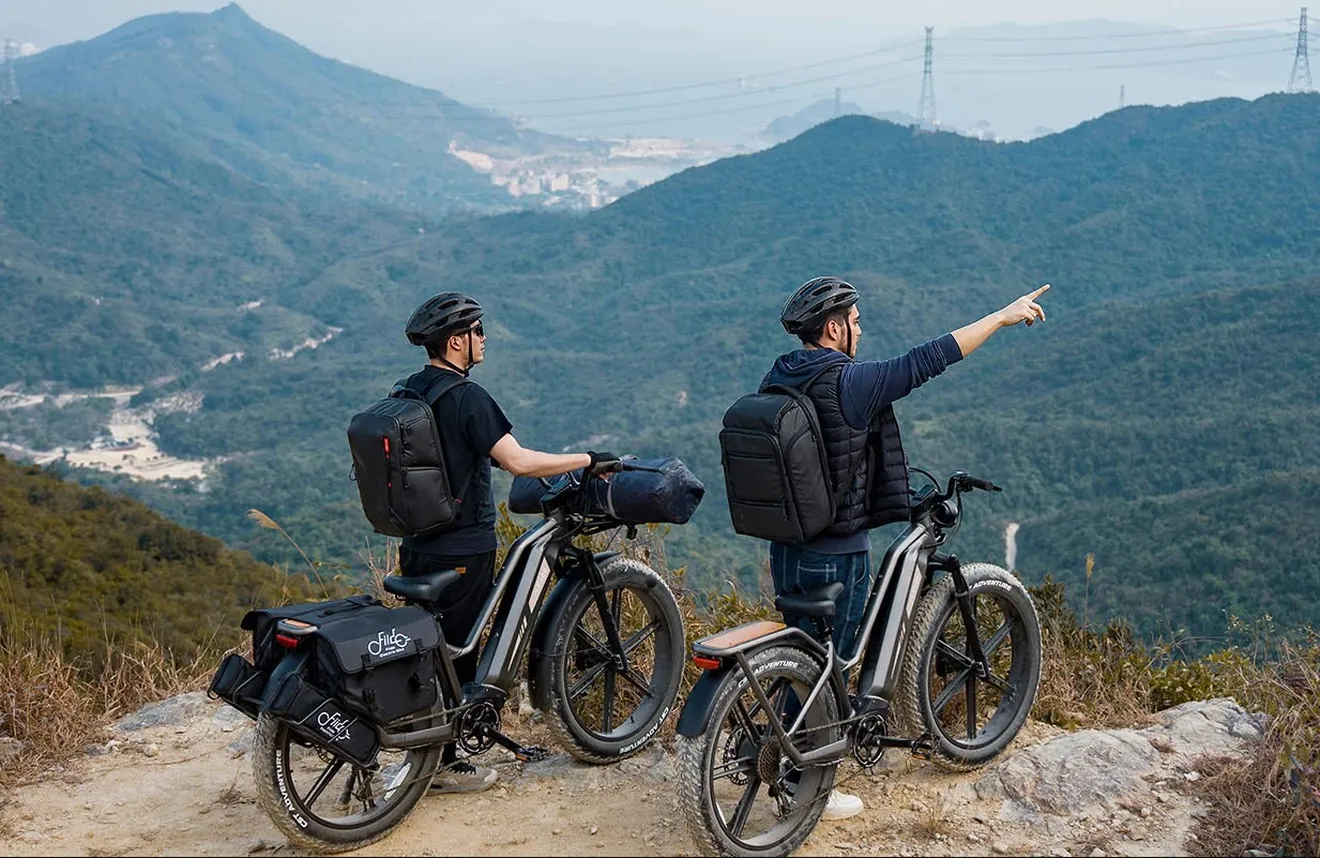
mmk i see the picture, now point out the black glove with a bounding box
[584,451,622,476]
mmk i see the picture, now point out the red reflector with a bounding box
[275,633,301,649]
[692,655,723,671]
[382,437,391,456]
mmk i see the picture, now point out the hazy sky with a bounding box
[4,1,1300,49]
[3,2,1303,141]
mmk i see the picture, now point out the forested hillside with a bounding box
[8,86,1318,642]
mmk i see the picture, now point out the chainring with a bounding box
[852,713,889,769]
[457,701,501,755]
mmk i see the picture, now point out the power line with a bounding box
[566,72,924,133]
[943,18,1295,42]
[461,40,924,107]
[530,45,1293,124]
[500,55,922,120]
[941,31,1293,59]
[940,47,1291,75]
[332,34,1291,119]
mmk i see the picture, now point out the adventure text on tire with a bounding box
[676,646,845,858]
[544,556,685,763]
[896,562,1042,770]
[252,711,444,852]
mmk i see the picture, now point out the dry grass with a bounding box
[1182,636,1320,858]
[217,773,244,807]
[5,509,1317,854]
[0,619,228,790]
[911,790,955,840]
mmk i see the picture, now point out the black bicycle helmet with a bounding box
[405,292,484,346]
[780,276,859,336]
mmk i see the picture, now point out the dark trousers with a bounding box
[398,547,496,763]
[769,543,872,659]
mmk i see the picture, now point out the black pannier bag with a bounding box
[346,372,471,538]
[308,603,443,725]
[718,382,840,543]
[210,595,379,722]
[242,595,378,674]
[508,457,705,524]
[207,653,267,721]
[265,673,381,767]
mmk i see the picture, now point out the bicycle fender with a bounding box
[675,663,737,737]
[677,625,829,737]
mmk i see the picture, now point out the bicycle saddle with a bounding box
[774,581,846,619]
[383,569,463,603]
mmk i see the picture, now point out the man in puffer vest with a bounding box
[763,275,1051,820]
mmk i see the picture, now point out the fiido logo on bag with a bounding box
[316,707,354,742]
[367,628,411,659]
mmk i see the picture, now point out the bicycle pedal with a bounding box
[515,745,551,763]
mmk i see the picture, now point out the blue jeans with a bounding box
[769,543,871,659]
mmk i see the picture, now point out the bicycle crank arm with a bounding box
[481,725,551,763]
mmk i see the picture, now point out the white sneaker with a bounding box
[820,789,864,821]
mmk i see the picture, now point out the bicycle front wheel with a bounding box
[542,557,685,763]
[896,562,1042,770]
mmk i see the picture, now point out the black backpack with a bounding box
[718,371,860,544]
[346,372,471,538]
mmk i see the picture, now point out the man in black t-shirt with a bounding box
[399,292,619,794]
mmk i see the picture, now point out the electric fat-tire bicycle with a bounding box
[251,464,686,852]
[675,470,1043,857]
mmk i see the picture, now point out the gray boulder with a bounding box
[111,691,211,733]
[977,698,1263,817]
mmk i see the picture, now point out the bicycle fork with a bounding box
[939,554,991,680]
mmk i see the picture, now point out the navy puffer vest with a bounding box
[804,364,911,534]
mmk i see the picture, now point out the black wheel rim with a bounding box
[922,588,1033,751]
[274,727,424,830]
[561,579,677,741]
[706,670,838,851]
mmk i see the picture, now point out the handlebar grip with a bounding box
[966,476,1002,492]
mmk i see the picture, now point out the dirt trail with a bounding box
[1,695,1216,858]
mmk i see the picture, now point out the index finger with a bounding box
[1030,283,1051,300]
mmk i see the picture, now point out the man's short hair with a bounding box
[798,309,849,347]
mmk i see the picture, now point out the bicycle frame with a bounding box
[682,499,988,765]
[377,515,618,751]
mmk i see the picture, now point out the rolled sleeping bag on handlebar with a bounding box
[508,474,550,514]
[508,456,706,524]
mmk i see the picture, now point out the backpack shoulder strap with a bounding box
[391,371,471,407]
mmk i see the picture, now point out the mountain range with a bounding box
[12,4,601,215]
[2,7,1319,645]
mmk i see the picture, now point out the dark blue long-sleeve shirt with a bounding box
[761,333,964,553]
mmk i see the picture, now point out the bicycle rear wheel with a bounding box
[677,646,844,857]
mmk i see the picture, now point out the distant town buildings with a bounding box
[446,137,740,210]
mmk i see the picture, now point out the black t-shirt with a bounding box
[401,366,513,555]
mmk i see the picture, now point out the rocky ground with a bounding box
[0,695,1263,857]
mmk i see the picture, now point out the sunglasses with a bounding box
[468,321,485,338]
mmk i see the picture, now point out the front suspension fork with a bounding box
[580,549,629,671]
[938,554,990,680]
